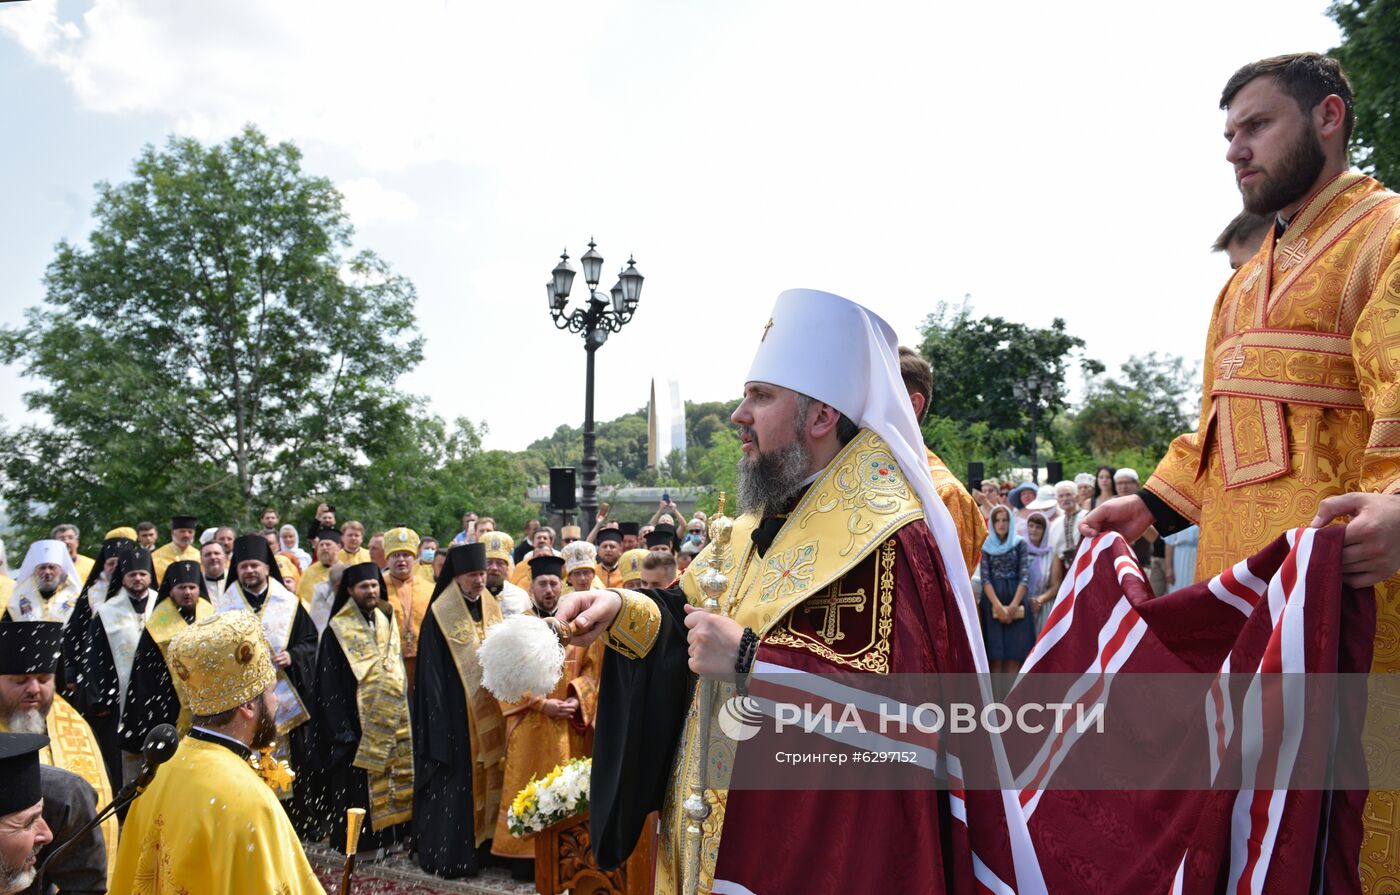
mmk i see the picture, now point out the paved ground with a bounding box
[305,843,541,895]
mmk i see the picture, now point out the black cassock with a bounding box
[587,585,695,870]
[313,603,407,852]
[238,588,321,836]
[118,605,199,754]
[59,589,98,690]
[412,596,492,878]
[71,593,150,792]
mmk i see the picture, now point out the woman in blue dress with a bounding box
[980,505,1034,674]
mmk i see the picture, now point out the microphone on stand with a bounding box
[37,724,179,875]
[130,723,179,789]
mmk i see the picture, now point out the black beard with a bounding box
[736,436,812,516]
[1240,120,1326,215]
[251,698,278,750]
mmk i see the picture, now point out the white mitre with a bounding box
[13,539,81,588]
[746,287,985,674]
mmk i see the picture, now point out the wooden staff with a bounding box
[341,807,366,895]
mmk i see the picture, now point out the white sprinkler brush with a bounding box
[479,614,576,702]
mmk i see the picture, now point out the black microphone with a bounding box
[133,723,179,788]
[37,724,180,875]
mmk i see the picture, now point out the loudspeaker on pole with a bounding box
[549,467,578,510]
[967,461,984,490]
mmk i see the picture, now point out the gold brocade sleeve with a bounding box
[602,589,661,660]
[926,448,987,575]
[1147,281,1231,520]
[938,481,986,575]
[1354,242,1400,494]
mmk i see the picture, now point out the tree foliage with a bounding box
[1330,0,1400,188]
[916,300,1103,457]
[332,416,535,540]
[1069,353,1200,459]
[0,126,423,540]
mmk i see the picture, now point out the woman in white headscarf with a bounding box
[278,524,311,571]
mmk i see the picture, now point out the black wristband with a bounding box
[735,627,759,696]
[1138,488,1191,537]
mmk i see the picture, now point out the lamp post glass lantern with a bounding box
[546,239,644,531]
[1013,372,1057,484]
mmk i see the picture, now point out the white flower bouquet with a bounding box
[507,757,591,837]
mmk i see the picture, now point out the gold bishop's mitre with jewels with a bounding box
[168,610,277,715]
[384,526,421,557]
[481,531,515,562]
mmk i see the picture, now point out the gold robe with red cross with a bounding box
[1143,171,1400,893]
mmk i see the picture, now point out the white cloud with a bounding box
[0,0,1346,451]
[337,177,419,227]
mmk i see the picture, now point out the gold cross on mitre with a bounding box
[1277,236,1310,272]
[762,318,774,341]
[803,586,866,645]
[1218,343,1247,381]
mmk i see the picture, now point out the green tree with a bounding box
[0,126,422,542]
[1070,353,1200,459]
[1329,0,1400,187]
[691,429,743,515]
[916,299,1103,459]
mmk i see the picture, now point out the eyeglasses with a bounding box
[562,537,577,544]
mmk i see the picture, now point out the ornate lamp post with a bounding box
[546,239,644,531]
[1012,370,1057,484]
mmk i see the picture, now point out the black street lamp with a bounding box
[546,239,644,531]
[1012,370,1056,484]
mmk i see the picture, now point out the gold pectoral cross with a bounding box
[803,586,866,645]
[762,318,774,341]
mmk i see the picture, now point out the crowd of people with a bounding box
[4,49,1400,895]
[967,468,1200,676]
[0,498,715,893]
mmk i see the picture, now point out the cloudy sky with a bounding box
[0,1,1343,451]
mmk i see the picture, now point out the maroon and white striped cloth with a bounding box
[1014,525,1373,894]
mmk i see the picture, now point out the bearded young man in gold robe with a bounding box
[594,528,628,588]
[382,527,435,690]
[1084,53,1400,894]
[297,529,340,606]
[149,516,200,585]
[492,554,603,874]
[111,610,323,894]
[0,621,118,886]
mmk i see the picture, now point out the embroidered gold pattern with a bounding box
[800,443,914,557]
[764,538,896,673]
[759,543,818,604]
[1277,236,1310,271]
[604,589,661,660]
[802,584,865,644]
